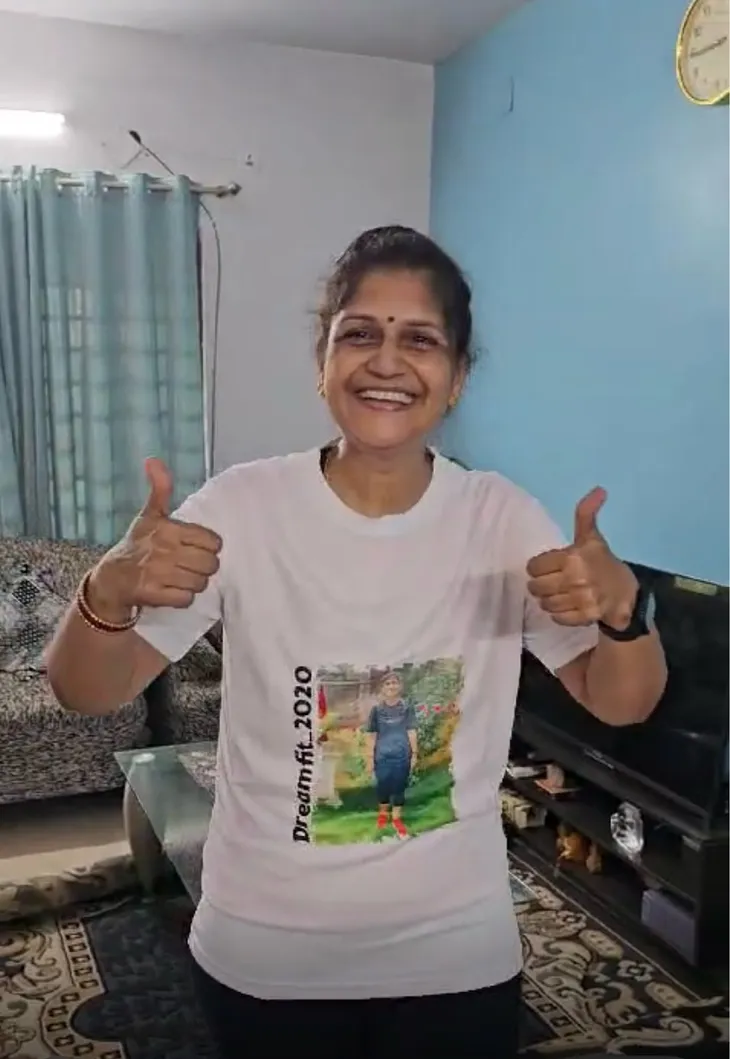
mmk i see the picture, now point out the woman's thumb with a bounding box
[142,457,174,517]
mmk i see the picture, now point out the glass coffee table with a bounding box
[117,741,537,909]
[115,741,217,904]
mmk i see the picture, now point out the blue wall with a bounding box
[432,0,729,584]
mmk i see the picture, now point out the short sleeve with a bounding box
[405,704,417,729]
[366,707,379,733]
[134,474,228,663]
[517,496,599,674]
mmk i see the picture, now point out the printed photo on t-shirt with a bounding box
[292,658,464,846]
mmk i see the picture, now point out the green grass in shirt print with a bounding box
[311,657,464,845]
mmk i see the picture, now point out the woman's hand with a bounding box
[88,458,223,624]
[526,488,638,630]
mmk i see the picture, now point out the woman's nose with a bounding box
[366,338,405,377]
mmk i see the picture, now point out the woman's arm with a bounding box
[46,596,169,716]
[522,488,667,726]
[556,625,666,726]
[46,459,223,715]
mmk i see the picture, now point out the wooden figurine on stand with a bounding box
[555,823,603,874]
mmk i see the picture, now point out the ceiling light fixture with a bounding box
[0,110,66,139]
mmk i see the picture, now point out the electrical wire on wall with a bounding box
[126,131,227,481]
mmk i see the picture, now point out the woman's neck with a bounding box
[323,440,433,518]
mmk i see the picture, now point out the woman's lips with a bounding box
[354,388,418,412]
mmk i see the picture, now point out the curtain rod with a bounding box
[0,175,242,198]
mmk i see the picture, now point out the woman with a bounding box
[47,226,667,1058]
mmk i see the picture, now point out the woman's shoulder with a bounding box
[439,453,542,516]
[205,448,319,492]
[440,456,564,560]
[175,449,318,521]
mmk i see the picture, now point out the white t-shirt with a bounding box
[135,447,597,999]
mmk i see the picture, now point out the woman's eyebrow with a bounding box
[339,313,377,324]
[403,319,444,331]
[341,313,443,330]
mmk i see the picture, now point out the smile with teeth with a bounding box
[356,389,416,408]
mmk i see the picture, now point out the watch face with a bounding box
[677,0,730,104]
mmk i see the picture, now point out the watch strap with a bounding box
[598,585,653,642]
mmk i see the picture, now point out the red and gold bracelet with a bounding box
[75,570,139,634]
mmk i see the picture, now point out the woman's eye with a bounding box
[341,328,374,343]
[410,333,437,348]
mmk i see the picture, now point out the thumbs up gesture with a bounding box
[141,456,175,519]
[87,458,223,622]
[526,488,638,630]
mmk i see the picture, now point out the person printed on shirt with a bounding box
[365,671,417,838]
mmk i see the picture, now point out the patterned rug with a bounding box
[0,852,726,1059]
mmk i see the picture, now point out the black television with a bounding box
[515,562,729,826]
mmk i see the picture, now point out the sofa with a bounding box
[0,536,149,804]
[0,536,221,806]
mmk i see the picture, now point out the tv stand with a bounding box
[505,715,729,970]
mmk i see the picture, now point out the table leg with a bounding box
[123,781,166,895]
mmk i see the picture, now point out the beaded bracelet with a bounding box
[75,569,139,634]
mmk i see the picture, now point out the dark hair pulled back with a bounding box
[316,226,475,373]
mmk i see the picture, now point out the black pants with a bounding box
[374,755,410,806]
[192,959,521,1059]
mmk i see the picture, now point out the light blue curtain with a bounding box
[0,167,205,544]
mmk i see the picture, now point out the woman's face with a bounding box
[381,674,403,705]
[320,269,464,455]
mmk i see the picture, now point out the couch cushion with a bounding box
[205,620,223,653]
[163,676,221,744]
[174,636,222,684]
[0,537,106,599]
[0,671,149,802]
[0,670,145,729]
[0,563,67,673]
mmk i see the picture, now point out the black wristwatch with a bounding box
[598,584,656,642]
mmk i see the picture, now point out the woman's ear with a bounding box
[448,363,467,409]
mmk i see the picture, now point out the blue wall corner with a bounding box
[431,0,729,583]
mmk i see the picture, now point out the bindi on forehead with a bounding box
[387,316,395,323]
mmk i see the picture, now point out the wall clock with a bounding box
[676,0,730,104]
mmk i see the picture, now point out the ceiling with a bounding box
[0,0,525,62]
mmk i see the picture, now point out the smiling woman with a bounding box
[46,223,666,1059]
[315,226,475,515]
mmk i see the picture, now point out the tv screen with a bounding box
[516,563,729,821]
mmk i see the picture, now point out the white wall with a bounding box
[0,13,433,470]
